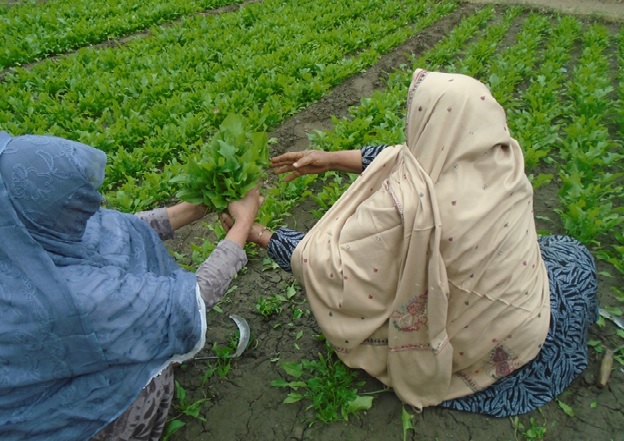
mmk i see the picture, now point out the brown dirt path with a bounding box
[466,0,624,21]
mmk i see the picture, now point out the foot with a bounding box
[220,213,272,249]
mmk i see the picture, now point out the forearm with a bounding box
[165,202,207,231]
[196,240,247,310]
[135,207,174,240]
[325,145,388,174]
[327,150,363,174]
[224,218,253,249]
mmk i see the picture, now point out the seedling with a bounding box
[556,398,575,417]
[256,294,286,319]
[271,341,373,424]
[256,283,300,319]
[513,415,547,441]
[262,258,280,271]
[163,380,209,440]
[402,406,416,441]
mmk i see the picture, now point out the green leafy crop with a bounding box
[172,113,269,211]
[271,342,373,423]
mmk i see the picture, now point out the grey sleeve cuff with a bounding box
[134,207,174,241]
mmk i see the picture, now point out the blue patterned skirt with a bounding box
[439,235,599,417]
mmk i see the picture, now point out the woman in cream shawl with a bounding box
[234,69,598,416]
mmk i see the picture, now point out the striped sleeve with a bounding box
[267,227,305,273]
[361,144,388,171]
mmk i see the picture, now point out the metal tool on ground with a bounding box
[595,309,624,388]
[194,314,251,360]
[599,308,624,330]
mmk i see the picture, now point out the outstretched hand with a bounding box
[270,150,331,182]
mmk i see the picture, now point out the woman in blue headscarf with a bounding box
[0,131,261,440]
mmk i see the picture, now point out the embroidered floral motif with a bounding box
[10,149,72,201]
[11,163,53,201]
[391,290,428,332]
[487,345,518,379]
[58,141,74,158]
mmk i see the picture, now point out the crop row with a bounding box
[595,27,624,289]
[0,0,244,70]
[556,24,623,245]
[0,0,458,212]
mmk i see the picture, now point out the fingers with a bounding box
[270,151,310,176]
[220,212,234,231]
[271,152,317,179]
[270,151,304,168]
[271,165,294,176]
[282,171,301,182]
[226,184,263,227]
[243,185,260,199]
[290,154,316,169]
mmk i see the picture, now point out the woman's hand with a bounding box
[220,212,271,249]
[222,186,263,248]
[227,186,262,227]
[270,149,363,181]
[270,150,332,182]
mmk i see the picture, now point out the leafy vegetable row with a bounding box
[0,0,458,212]
[0,0,243,70]
[556,24,623,245]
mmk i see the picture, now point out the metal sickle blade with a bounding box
[228,314,251,358]
[599,308,624,330]
[194,314,251,360]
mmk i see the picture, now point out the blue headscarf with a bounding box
[0,132,205,440]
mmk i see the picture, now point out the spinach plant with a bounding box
[173,113,269,211]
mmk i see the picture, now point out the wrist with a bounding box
[232,216,254,231]
[225,220,251,248]
[329,150,362,174]
[326,151,340,171]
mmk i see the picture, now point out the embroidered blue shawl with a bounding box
[0,132,205,440]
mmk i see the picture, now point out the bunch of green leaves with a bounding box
[256,283,298,319]
[271,342,373,423]
[173,113,270,211]
[256,294,287,319]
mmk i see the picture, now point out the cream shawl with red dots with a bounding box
[291,69,550,409]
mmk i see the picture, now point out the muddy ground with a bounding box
[167,2,624,440]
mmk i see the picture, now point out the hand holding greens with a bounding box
[172,114,269,211]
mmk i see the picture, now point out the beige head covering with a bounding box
[291,69,550,409]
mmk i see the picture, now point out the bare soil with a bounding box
[168,2,624,440]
